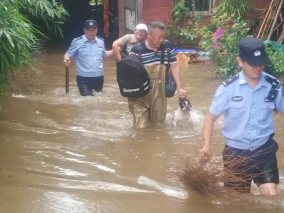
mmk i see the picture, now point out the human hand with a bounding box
[177,88,187,98]
[63,59,71,67]
[198,145,211,164]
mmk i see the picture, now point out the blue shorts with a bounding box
[222,134,279,193]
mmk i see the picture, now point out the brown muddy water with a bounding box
[1,48,284,213]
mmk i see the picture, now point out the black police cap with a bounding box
[239,37,270,66]
[84,19,98,28]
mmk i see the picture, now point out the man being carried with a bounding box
[112,23,148,61]
[129,21,187,129]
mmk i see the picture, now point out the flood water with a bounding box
[1,46,284,213]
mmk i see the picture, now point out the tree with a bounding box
[0,0,68,105]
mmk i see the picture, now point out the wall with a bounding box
[118,0,125,37]
[142,0,174,24]
[118,0,272,37]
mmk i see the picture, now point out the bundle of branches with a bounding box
[257,0,284,43]
[174,147,282,206]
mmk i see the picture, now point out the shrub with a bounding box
[197,15,249,77]
[0,0,68,101]
[264,44,284,75]
[166,0,200,47]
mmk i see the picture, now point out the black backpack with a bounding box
[116,45,150,97]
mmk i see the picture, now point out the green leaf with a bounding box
[0,0,69,98]
[3,31,14,48]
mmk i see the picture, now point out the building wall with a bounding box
[142,0,174,24]
[118,0,125,37]
[118,0,271,37]
[140,0,272,25]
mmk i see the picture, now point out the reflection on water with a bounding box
[137,176,188,199]
[1,49,284,213]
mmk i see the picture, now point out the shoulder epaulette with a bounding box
[265,75,280,89]
[73,36,83,42]
[97,36,104,41]
[222,74,239,86]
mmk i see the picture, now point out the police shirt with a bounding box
[210,71,284,150]
[66,35,106,77]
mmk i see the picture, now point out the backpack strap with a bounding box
[161,41,171,64]
[161,46,165,65]
[166,45,171,68]
[161,40,172,80]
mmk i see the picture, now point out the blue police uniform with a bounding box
[210,70,283,190]
[207,37,282,191]
[66,35,106,77]
[210,70,284,150]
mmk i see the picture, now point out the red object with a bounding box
[103,0,113,37]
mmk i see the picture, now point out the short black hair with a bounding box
[148,21,166,31]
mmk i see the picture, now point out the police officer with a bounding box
[199,37,284,195]
[63,19,113,96]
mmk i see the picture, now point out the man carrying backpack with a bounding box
[129,21,187,129]
[112,23,148,61]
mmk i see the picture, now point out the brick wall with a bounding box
[141,0,271,24]
[143,0,174,24]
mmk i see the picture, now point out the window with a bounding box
[89,0,103,11]
[89,0,103,6]
[185,0,214,16]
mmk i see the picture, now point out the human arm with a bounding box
[199,85,228,163]
[63,54,71,67]
[274,84,284,112]
[113,34,133,61]
[100,42,111,58]
[105,49,114,57]
[165,41,187,97]
[170,63,187,98]
[199,112,220,163]
[63,40,78,67]
[112,38,124,61]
